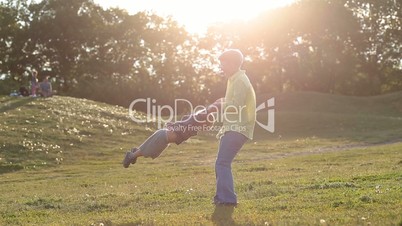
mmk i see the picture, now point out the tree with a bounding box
[344,0,402,94]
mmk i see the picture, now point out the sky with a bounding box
[93,0,296,34]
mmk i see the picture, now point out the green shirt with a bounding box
[217,70,256,140]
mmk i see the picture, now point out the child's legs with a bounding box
[31,85,36,95]
[135,129,172,159]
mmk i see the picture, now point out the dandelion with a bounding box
[375,185,382,194]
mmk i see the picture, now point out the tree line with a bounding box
[0,0,401,109]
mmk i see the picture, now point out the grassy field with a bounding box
[0,92,401,225]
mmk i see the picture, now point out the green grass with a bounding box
[0,93,401,225]
[255,91,402,142]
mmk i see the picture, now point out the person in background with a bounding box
[30,70,38,97]
[39,76,53,97]
[19,86,29,96]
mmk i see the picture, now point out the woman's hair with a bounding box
[218,49,244,68]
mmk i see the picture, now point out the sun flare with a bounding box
[94,0,296,33]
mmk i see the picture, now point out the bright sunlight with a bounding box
[94,0,296,34]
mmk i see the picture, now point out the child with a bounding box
[122,108,215,168]
[39,76,53,97]
[31,70,38,97]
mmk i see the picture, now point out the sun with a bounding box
[178,0,297,33]
[94,0,296,34]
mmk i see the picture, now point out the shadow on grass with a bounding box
[0,97,34,113]
[211,205,238,226]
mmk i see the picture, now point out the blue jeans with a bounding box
[214,131,248,204]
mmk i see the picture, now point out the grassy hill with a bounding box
[0,96,152,173]
[0,93,401,225]
[255,91,402,141]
